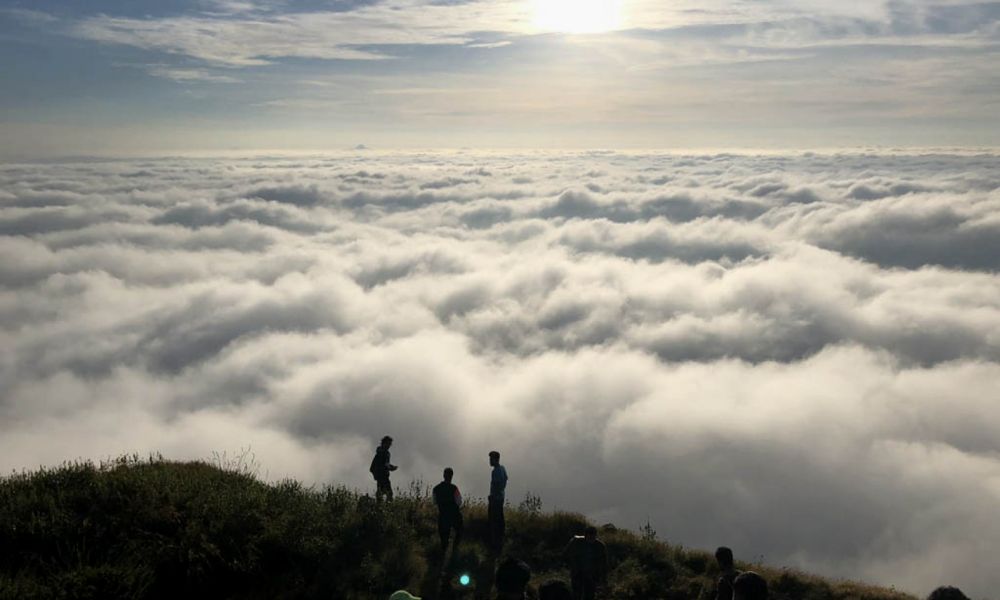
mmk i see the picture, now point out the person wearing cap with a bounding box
[388,591,421,600]
[370,435,398,502]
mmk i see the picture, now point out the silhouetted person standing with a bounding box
[433,467,464,552]
[488,450,508,552]
[714,546,740,600]
[370,435,398,502]
[563,526,607,600]
[733,571,768,600]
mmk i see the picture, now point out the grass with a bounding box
[0,455,918,600]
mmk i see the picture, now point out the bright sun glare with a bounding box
[532,0,624,34]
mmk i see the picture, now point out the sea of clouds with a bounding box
[1,150,999,597]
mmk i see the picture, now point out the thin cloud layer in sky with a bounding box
[1,0,999,155]
[1,151,999,597]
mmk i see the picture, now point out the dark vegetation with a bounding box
[0,455,917,600]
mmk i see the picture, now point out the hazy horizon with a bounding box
[3,0,1000,157]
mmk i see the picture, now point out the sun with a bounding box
[532,0,624,34]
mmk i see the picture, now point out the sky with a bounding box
[1,0,1000,155]
[2,150,999,597]
[2,1,1000,598]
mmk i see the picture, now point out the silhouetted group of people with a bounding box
[374,436,972,600]
[370,436,508,554]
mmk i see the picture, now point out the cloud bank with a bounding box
[1,151,999,597]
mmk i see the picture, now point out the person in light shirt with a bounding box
[488,450,508,552]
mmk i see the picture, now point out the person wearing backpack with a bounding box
[370,435,398,502]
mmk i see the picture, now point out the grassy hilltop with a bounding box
[0,456,916,600]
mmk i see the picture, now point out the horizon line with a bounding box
[5,145,1000,163]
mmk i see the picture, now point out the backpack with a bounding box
[369,448,384,478]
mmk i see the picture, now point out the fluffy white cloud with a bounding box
[1,151,999,597]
